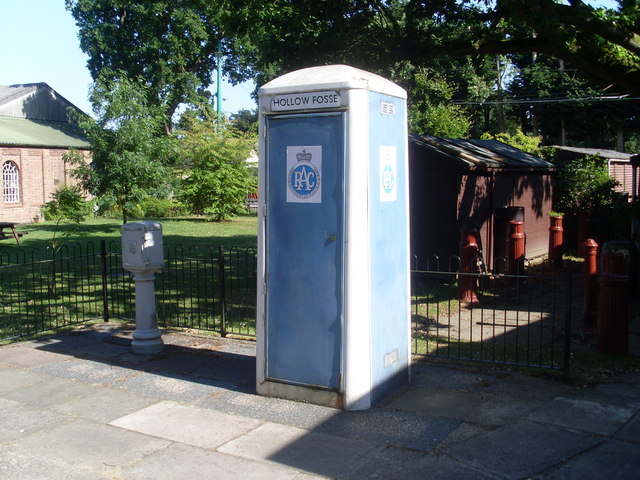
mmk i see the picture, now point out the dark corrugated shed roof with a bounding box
[551,145,634,161]
[410,135,555,170]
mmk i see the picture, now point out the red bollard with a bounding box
[508,220,525,276]
[583,239,598,330]
[598,252,629,355]
[548,215,564,270]
[458,230,479,303]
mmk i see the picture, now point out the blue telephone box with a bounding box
[256,65,410,410]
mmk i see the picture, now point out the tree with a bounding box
[177,115,256,221]
[65,0,257,131]
[247,1,640,97]
[229,109,258,134]
[70,76,176,224]
[553,155,620,241]
[395,65,471,136]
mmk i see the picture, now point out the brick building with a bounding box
[0,83,90,223]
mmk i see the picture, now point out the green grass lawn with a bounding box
[0,214,258,255]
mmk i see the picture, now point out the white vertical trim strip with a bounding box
[343,88,373,410]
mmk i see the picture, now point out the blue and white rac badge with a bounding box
[286,145,322,203]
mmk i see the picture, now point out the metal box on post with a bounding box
[256,65,411,410]
[122,221,164,273]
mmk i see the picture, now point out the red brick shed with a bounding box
[409,135,555,271]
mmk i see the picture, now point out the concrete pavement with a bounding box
[1,323,639,479]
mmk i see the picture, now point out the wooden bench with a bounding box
[0,223,28,245]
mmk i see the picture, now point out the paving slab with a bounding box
[2,375,99,408]
[410,363,503,392]
[0,366,51,394]
[538,439,640,480]
[110,400,262,449]
[348,448,500,480]
[53,387,158,423]
[190,354,256,385]
[0,444,106,480]
[384,386,486,420]
[528,395,637,435]
[115,370,231,403]
[316,408,460,451]
[138,352,211,376]
[35,358,134,385]
[0,399,70,442]
[467,393,547,426]
[0,345,70,368]
[615,412,640,443]
[219,422,380,479]
[445,420,601,478]
[197,390,339,430]
[491,371,571,401]
[120,442,301,480]
[10,418,171,476]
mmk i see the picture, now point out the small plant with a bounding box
[41,185,91,223]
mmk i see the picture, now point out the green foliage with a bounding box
[69,75,177,224]
[41,185,91,223]
[554,156,619,215]
[65,0,257,124]
[554,155,620,240]
[229,109,258,134]
[177,117,256,221]
[481,129,543,156]
[139,197,186,218]
[403,67,471,137]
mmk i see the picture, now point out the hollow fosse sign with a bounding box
[271,91,341,111]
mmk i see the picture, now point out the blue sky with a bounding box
[0,0,619,116]
[0,0,256,116]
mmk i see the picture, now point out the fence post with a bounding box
[218,245,227,337]
[563,260,573,383]
[100,240,109,322]
[548,215,564,270]
[508,220,525,276]
[583,238,598,330]
[598,251,629,355]
[458,230,479,303]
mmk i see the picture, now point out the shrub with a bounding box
[41,185,91,223]
[140,197,186,218]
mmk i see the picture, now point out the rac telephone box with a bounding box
[256,65,410,410]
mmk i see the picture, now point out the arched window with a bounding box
[2,161,20,203]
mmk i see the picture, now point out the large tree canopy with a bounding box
[248,1,640,96]
[65,0,256,127]
[67,0,640,137]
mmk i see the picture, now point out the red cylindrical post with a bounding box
[458,230,479,303]
[508,220,525,276]
[548,215,564,270]
[598,252,629,355]
[583,239,598,329]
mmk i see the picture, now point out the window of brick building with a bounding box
[2,161,20,203]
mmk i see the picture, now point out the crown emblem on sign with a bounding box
[296,150,312,162]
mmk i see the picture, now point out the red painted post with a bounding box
[508,220,525,276]
[598,252,629,355]
[548,215,564,270]
[458,230,479,303]
[583,239,598,330]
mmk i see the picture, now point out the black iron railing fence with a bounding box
[0,241,257,341]
[0,243,571,377]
